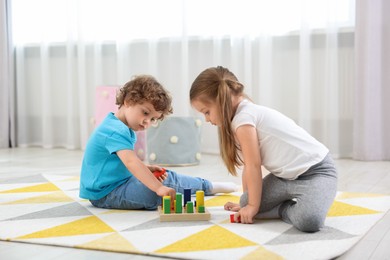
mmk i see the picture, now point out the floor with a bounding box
[0,147,389,260]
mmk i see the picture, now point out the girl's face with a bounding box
[191,99,221,126]
[122,101,161,131]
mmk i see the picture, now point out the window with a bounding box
[12,0,355,44]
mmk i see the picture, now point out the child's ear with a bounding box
[123,100,130,107]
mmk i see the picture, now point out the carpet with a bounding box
[0,174,389,260]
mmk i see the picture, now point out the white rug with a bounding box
[0,174,389,260]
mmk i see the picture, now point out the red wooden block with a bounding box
[153,168,166,178]
[230,213,241,223]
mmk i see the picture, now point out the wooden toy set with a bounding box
[158,189,211,222]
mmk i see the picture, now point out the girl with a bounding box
[190,66,337,232]
[80,75,237,210]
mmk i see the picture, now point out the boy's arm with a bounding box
[146,164,165,176]
[116,149,175,199]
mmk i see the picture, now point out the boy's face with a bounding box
[191,99,221,127]
[123,101,162,131]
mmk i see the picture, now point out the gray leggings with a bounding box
[240,153,337,232]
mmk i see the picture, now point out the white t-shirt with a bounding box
[232,99,329,180]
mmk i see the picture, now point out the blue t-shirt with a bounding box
[79,112,137,200]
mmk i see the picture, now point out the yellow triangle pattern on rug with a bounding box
[154,225,257,253]
[0,183,60,193]
[77,232,140,253]
[17,216,115,239]
[2,191,73,205]
[241,245,284,260]
[205,194,240,207]
[327,201,380,217]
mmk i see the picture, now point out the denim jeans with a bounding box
[90,169,213,210]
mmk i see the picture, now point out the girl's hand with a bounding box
[224,202,241,212]
[236,204,258,224]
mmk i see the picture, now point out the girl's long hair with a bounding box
[190,66,244,176]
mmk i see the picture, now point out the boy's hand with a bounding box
[156,186,175,208]
[153,168,168,183]
[147,164,163,173]
[153,168,166,178]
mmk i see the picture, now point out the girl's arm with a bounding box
[116,149,176,200]
[235,124,262,224]
[242,167,248,192]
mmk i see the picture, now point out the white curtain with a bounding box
[353,0,390,160]
[0,0,15,148]
[11,0,357,158]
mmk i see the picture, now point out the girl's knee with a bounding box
[280,202,325,232]
[294,214,325,233]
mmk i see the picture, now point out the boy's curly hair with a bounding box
[116,75,173,120]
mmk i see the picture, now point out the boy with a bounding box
[80,75,237,210]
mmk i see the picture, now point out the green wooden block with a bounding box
[186,201,194,213]
[163,197,171,214]
[198,205,205,213]
[175,193,183,213]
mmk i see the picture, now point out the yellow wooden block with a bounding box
[196,190,205,207]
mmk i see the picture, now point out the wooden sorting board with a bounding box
[158,206,211,222]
